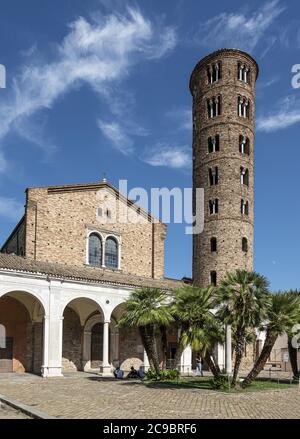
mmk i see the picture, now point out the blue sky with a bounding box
[0,0,299,290]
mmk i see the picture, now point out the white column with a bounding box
[41,315,63,378]
[180,345,192,375]
[143,349,150,371]
[101,321,112,376]
[101,241,106,268]
[225,324,232,374]
[82,330,92,371]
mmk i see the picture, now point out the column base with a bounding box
[41,366,63,378]
[178,364,192,375]
[101,365,113,377]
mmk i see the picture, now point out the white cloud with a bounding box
[143,143,191,169]
[0,197,24,221]
[97,119,134,155]
[0,152,7,173]
[0,8,176,171]
[166,108,191,130]
[257,95,300,132]
[193,0,285,52]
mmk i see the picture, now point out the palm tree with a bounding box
[216,270,270,386]
[118,287,174,374]
[242,291,300,388]
[172,285,223,378]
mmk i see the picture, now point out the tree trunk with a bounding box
[288,336,299,378]
[159,325,168,370]
[173,326,185,370]
[232,327,245,386]
[241,330,277,388]
[204,351,221,379]
[139,325,161,374]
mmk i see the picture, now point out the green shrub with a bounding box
[145,368,158,380]
[209,374,232,390]
[145,368,180,381]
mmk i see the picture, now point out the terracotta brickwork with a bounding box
[3,182,166,279]
[191,49,258,286]
[1,218,25,256]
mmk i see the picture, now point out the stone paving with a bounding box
[0,402,29,419]
[0,372,299,419]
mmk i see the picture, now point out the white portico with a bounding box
[0,253,194,377]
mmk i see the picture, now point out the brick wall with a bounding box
[22,183,165,279]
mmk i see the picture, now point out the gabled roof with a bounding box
[0,253,182,290]
[27,179,161,224]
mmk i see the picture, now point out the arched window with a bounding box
[238,62,250,84]
[241,199,249,215]
[240,167,249,186]
[207,62,221,83]
[88,233,102,266]
[209,199,219,214]
[208,135,220,153]
[242,237,248,253]
[210,271,217,286]
[105,237,118,269]
[239,135,250,155]
[211,237,217,252]
[207,96,221,118]
[238,97,250,118]
[209,167,218,186]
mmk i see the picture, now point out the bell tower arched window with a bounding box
[242,237,248,253]
[239,135,250,155]
[209,199,219,215]
[209,167,219,186]
[210,271,217,286]
[207,96,221,118]
[241,199,249,215]
[88,233,102,267]
[240,167,249,186]
[208,135,220,153]
[238,97,250,118]
[210,237,217,252]
[207,62,221,83]
[238,62,250,84]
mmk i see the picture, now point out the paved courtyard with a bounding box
[0,372,299,419]
[0,402,29,419]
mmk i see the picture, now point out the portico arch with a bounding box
[61,297,104,372]
[0,290,45,374]
[110,303,144,372]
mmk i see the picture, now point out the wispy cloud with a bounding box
[97,119,134,155]
[0,8,176,171]
[166,108,191,131]
[193,0,285,52]
[0,197,24,221]
[142,143,191,169]
[257,95,300,132]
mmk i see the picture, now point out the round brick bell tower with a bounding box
[190,49,258,286]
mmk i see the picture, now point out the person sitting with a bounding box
[114,367,124,379]
[127,366,138,378]
[137,366,146,379]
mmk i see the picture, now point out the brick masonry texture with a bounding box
[191,49,258,286]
